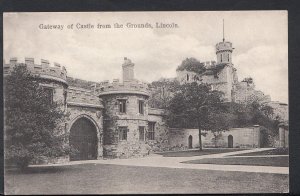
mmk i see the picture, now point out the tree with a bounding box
[176,57,206,75]
[4,65,70,169]
[148,78,179,109]
[232,101,279,131]
[227,100,280,147]
[207,109,234,147]
[167,82,227,150]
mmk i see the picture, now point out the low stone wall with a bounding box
[169,126,261,149]
[202,127,260,148]
[169,128,200,150]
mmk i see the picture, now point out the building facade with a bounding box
[176,39,273,105]
[169,125,262,150]
[4,57,168,163]
[4,38,288,163]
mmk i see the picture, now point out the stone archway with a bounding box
[188,135,193,149]
[228,135,233,148]
[69,117,98,161]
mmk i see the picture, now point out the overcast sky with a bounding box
[4,11,288,103]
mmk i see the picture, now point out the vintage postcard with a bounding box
[3,11,288,194]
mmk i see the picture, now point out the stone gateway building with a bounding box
[4,38,288,163]
[4,57,169,163]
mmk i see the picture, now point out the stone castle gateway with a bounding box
[4,56,169,163]
[3,38,288,163]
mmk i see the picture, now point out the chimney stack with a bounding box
[122,57,135,82]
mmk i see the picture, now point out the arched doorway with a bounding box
[188,135,193,149]
[228,135,233,148]
[69,117,98,161]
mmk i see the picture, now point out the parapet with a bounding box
[3,57,67,84]
[67,86,103,108]
[97,79,150,97]
[216,41,233,53]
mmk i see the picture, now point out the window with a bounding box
[228,54,230,62]
[139,100,144,114]
[186,74,189,81]
[118,126,128,141]
[43,87,53,104]
[118,99,126,113]
[148,122,155,140]
[139,126,145,141]
[63,89,67,107]
[221,54,223,62]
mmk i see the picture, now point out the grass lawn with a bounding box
[183,156,289,167]
[5,163,288,194]
[156,148,245,157]
[233,148,289,156]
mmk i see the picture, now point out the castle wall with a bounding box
[38,80,67,105]
[103,119,150,158]
[176,64,235,102]
[4,58,67,83]
[147,109,169,152]
[176,70,199,83]
[169,128,200,150]
[101,93,151,158]
[202,66,233,102]
[169,126,261,149]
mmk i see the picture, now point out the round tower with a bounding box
[216,41,233,64]
[216,20,234,65]
[98,58,150,158]
[4,57,68,106]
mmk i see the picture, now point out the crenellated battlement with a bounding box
[97,79,150,97]
[3,57,67,84]
[216,41,233,53]
[67,86,103,106]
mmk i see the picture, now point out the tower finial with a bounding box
[223,19,225,42]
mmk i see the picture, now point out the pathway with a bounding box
[30,148,289,175]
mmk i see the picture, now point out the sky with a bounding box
[3,11,288,103]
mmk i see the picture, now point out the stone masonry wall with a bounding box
[101,93,150,158]
[103,119,150,158]
[169,128,200,150]
[169,126,261,149]
[147,111,169,152]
